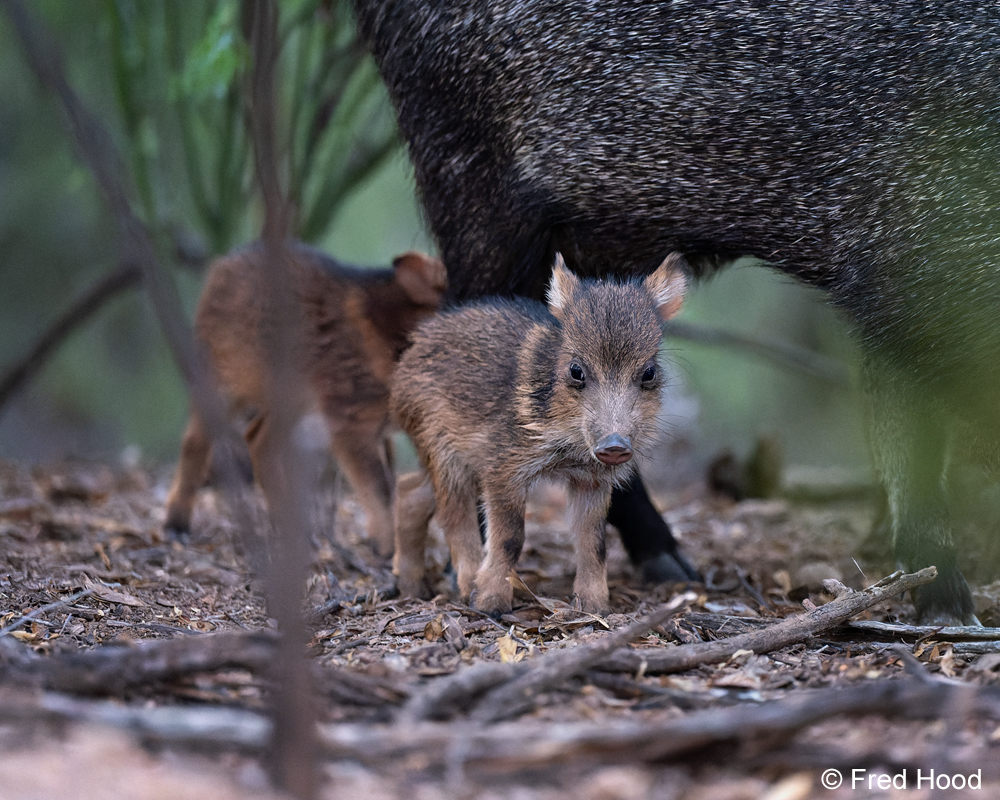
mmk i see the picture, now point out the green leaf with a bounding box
[172,2,246,104]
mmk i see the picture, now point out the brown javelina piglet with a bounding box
[391,252,687,615]
[164,240,447,556]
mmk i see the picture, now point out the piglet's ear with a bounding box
[546,253,579,314]
[644,252,688,321]
[393,251,448,307]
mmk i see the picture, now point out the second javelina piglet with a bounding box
[391,252,687,615]
[164,241,446,556]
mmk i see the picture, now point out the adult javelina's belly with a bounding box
[358,2,1000,363]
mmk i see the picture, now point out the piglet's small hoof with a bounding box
[572,594,610,617]
[395,576,433,601]
[471,591,511,620]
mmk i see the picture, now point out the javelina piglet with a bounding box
[164,240,447,556]
[391,252,687,615]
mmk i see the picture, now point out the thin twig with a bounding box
[0,264,139,413]
[0,589,94,639]
[663,319,851,386]
[241,1,318,796]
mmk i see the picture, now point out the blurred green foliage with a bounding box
[0,0,427,462]
[0,0,865,477]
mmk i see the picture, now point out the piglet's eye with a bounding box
[569,363,586,384]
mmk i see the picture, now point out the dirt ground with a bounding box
[2,456,1000,799]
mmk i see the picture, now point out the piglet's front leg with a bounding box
[474,486,527,617]
[569,479,614,615]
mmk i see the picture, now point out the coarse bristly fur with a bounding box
[354,0,1000,623]
[390,253,687,615]
[164,240,446,556]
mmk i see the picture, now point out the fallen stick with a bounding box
[401,661,525,723]
[597,568,937,674]
[4,679,997,772]
[471,593,696,723]
[847,620,1000,642]
[3,631,277,694]
[323,680,1000,772]
[0,630,407,707]
[402,594,694,722]
[683,612,1000,647]
[951,642,1000,656]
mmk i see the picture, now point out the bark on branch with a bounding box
[598,568,937,675]
[4,678,998,774]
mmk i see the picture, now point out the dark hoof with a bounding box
[641,551,700,584]
[163,524,190,545]
[913,573,978,626]
[380,583,401,600]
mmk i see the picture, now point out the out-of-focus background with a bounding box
[0,0,868,487]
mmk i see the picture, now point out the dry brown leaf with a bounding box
[712,668,764,690]
[441,615,468,650]
[497,632,524,663]
[771,569,793,595]
[85,582,144,607]
[759,773,813,800]
[424,615,445,641]
[938,646,957,678]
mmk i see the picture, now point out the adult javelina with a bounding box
[164,241,446,556]
[392,254,686,615]
[354,0,1000,623]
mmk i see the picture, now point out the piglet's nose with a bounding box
[595,433,633,465]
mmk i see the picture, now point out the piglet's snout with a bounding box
[594,433,633,465]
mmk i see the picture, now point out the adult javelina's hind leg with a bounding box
[609,476,700,583]
[865,363,976,625]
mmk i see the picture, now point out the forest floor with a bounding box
[2,458,1000,799]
